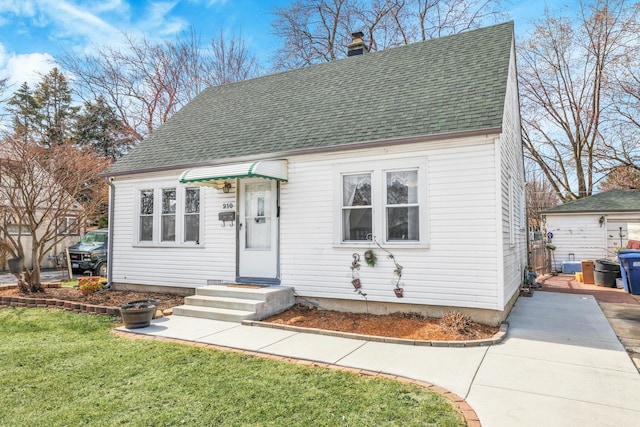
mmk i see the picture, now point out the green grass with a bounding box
[0,309,465,427]
[60,279,77,287]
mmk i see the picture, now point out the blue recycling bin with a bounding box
[618,250,640,295]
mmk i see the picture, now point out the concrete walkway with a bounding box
[117,291,640,426]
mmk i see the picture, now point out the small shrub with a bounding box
[439,311,471,333]
[78,276,104,293]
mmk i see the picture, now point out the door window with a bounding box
[244,183,271,249]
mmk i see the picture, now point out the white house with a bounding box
[104,22,526,325]
[543,189,640,268]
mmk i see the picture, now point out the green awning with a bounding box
[179,160,288,187]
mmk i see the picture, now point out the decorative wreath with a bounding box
[364,249,377,267]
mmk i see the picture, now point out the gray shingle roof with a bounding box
[543,189,640,214]
[107,21,514,175]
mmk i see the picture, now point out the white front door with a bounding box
[238,179,279,280]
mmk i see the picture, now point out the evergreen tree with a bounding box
[75,96,136,161]
[7,82,40,143]
[33,68,78,147]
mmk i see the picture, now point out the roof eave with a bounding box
[544,209,640,214]
[103,126,503,178]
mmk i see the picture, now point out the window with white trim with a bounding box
[57,216,79,235]
[342,173,372,241]
[336,159,427,245]
[139,189,154,241]
[184,187,200,242]
[136,186,202,245]
[161,188,176,242]
[509,177,515,246]
[386,170,419,241]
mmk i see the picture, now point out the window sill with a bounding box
[333,242,430,250]
[132,243,204,249]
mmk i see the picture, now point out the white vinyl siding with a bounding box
[282,136,500,310]
[111,172,235,289]
[497,40,527,308]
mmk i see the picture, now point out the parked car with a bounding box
[67,229,108,277]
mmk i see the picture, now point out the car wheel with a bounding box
[96,262,107,277]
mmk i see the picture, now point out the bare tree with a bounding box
[518,0,639,202]
[603,39,640,172]
[204,30,260,86]
[525,175,560,231]
[61,30,260,140]
[0,136,109,291]
[271,0,506,70]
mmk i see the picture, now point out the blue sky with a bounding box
[0,0,558,90]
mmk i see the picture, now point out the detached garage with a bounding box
[543,189,640,269]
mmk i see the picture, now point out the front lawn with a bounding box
[0,308,465,426]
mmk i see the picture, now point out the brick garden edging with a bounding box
[0,286,121,317]
[112,330,481,427]
[242,319,509,347]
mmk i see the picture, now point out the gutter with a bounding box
[104,176,116,288]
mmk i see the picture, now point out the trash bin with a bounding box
[594,269,619,287]
[581,260,595,285]
[618,250,640,295]
[595,259,620,272]
[594,259,620,287]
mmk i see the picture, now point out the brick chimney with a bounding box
[347,31,368,57]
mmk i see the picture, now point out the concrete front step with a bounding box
[173,304,256,322]
[184,295,263,312]
[173,284,295,323]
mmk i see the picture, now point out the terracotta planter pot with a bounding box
[351,278,361,289]
[393,287,404,298]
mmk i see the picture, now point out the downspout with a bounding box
[105,176,115,288]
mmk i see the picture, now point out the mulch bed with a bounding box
[0,285,185,314]
[263,305,499,341]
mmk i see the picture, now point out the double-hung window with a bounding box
[342,173,372,241]
[337,158,427,246]
[184,187,200,242]
[136,186,202,245]
[385,170,419,241]
[139,189,154,242]
[161,188,176,242]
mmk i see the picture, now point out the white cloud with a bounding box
[38,0,124,45]
[2,52,57,87]
[137,1,187,36]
